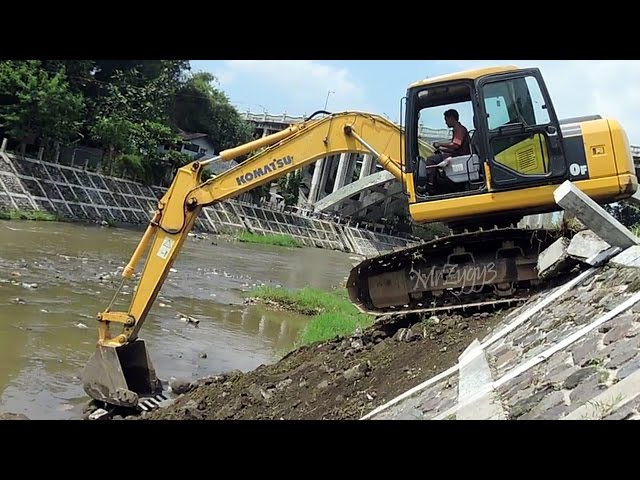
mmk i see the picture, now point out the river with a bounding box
[0,220,356,419]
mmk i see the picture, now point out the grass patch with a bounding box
[0,208,60,221]
[248,285,375,347]
[236,232,302,248]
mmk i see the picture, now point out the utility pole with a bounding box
[324,90,335,110]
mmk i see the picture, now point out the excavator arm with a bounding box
[82,111,430,408]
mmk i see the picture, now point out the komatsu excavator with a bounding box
[81,65,638,409]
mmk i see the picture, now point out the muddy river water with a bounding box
[0,220,356,419]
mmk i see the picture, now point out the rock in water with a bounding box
[170,378,194,395]
[0,412,30,420]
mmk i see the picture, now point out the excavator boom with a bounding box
[81,111,424,408]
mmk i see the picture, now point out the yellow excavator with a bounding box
[81,65,638,409]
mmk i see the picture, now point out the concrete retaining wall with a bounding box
[0,152,418,257]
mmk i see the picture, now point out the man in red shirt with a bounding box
[418,109,471,194]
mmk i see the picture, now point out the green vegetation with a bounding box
[603,200,640,239]
[0,208,60,221]
[0,60,254,186]
[277,170,303,206]
[385,209,451,240]
[605,201,640,229]
[236,232,302,248]
[248,285,375,347]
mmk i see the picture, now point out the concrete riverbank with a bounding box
[0,151,417,257]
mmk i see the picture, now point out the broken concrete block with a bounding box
[567,230,611,261]
[537,237,576,278]
[554,181,640,249]
[585,246,622,267]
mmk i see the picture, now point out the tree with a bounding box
[92,60,189,86]
[89,64,185,183]
[604,201,640,228]
[0,60,85,149]
[40,60,96,94]
[0,60,259,187]
[171,71,254,155]
[277,171,303,206]
[249,182,272,204]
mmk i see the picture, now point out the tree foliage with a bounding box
[0,60,85,147]
[604,201,640,228]
[277,171,303,206]
[0,59,255,186]
[89,66,181,176]
[171,71,253,154]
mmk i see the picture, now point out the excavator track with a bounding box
[347,226,564,317]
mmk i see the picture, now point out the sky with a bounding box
[189,60,640,144]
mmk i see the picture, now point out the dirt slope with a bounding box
[139,309,510,420]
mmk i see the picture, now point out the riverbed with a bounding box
[0,220,355,419]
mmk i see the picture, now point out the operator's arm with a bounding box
[434,124,467,154]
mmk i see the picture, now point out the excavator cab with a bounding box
[404,66,572,227]
[349,64,636,316]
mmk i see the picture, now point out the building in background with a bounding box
[158,131,217,160]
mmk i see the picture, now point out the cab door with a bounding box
[475,69,568,190]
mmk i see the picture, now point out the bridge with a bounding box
[239,111,453,226]
[239,110,640,227]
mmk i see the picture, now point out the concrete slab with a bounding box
[567,230,611,261]
[537,237,573,278]
[456,340,507,420]
[554,181,640,249]
[432,289,640,420]
[585,246,622,267]
[338,192,385,217]
[519,213,557,229]
[313,170,395,212]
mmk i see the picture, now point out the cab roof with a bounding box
[408,65,520,89]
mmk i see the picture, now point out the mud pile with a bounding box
[140,309,510,420]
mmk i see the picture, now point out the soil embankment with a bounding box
[140,309,509,420]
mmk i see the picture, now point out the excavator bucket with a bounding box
[81,339,163,409]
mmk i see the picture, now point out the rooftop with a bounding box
[178,130,209,141]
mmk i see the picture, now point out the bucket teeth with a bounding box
[88,408,112,420]
[138,394,172,412]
